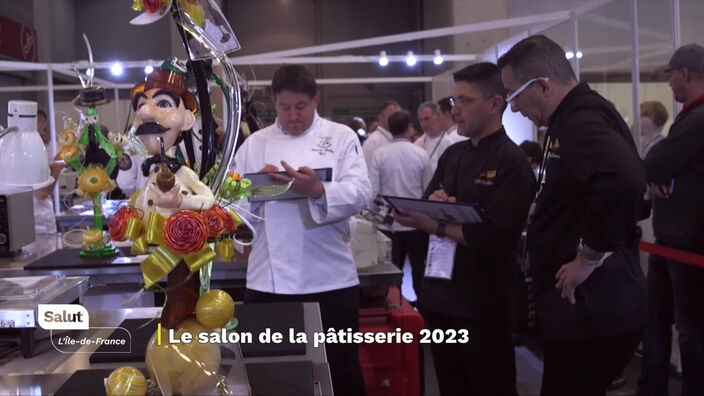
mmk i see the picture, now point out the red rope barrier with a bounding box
[639,241,704,269]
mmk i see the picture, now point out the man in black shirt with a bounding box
[498,35,646,396]
[643,43,704,396]
[395,62,535,396]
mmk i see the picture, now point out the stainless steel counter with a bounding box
[0,304,332,395]
[55,199,125,231]
[0,234,403,289]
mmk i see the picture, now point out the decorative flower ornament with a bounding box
[77,164,114,195]
[163,210,209,255]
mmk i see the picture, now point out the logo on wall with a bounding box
[0,15,38,62]
[20,25,37,61]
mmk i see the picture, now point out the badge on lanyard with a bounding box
[425,235,457,280]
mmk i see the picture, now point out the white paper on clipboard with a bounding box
[381,195,484,224]
[246,167,333,202]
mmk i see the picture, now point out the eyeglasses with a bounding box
[506,77,548,106]
[448,96,471,107]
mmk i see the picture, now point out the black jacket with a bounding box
[528,83,646,339]
[645,99,704,253]
[419,128,536,325]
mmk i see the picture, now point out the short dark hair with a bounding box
[388,110,413,137]
[378,100,401,115]
[37,108,48,119]
[437,97,453,114]
[520,140,542,165]
[453,62,507,110]
[271,65,317,98]
[497,35,577,85]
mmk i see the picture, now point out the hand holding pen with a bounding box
[429,182,456,203]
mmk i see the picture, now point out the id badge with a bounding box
[424,235,457,280]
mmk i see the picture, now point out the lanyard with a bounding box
[535,131,554,200]
[428,131,447,159]
[522,131,553,274]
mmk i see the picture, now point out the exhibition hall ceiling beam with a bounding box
[229,11,577,62]
[580,14,671,42]
[228,54,477,65]
[483,0,615,61]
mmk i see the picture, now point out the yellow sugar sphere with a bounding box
[145,318,221,395]
[195,289,235,329]
[105,366,146,396]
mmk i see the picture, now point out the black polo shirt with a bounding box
[419,128,536,325]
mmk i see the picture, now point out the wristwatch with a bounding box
[436,222,446,238]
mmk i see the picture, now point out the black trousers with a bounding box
[390,230,429,298]
[420,308,517,396]
[542,328,643,396]
[638,254,674,396]
[244,287,366,396]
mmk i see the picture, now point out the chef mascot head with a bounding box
[130,58,198,158]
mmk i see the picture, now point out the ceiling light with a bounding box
[144,64,154,74]
[576,51,583,59]
[378,51,389,67]
[110,61,124,76]
[565,51,574,60]
[433,49,443,65]
[405,51,417,66]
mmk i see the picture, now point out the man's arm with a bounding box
[396,153,536,250]
[555,110,645,304]
[307,134,371,224]
[645,116,704,183]
[368,151,382,201]
[560,110,646,252]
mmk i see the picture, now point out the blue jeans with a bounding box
[638,254,674,396]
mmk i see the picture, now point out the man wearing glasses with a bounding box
[642,44,704,396]
[394,62,536,396]
[498,35,647,396]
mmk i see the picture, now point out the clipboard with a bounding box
[382,195,485,224]
[246,167,332,202]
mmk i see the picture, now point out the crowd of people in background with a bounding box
[33,35,704,396]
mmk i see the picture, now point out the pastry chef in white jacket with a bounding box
[232,65,370,396]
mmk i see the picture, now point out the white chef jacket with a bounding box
[362,126,393,169]
[369,138,433,232]
[116,154,147,197]
[33,143,56,234]
[414,131,455,174]
[233,113,371,294]
[445,126,467,144]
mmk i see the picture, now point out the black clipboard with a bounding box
[245,167,332,202]
[382,195,485,224]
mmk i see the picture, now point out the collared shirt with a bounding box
[642,133,665,158]
[362,126,393,168]
[369,138,433,231]
[233,113,371,294]
[414,131,455,173]
[420,128,536,323]
[445,125,467,144]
